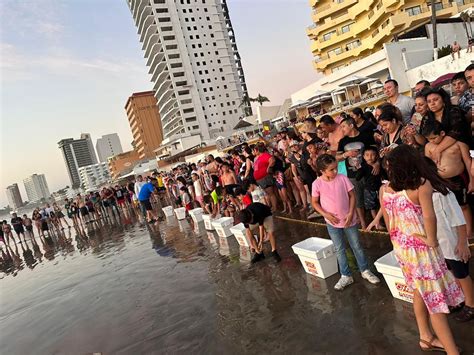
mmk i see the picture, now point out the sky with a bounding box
[0,0,320,208]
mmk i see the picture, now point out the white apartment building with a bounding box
[127,0,250,140]
[78,163,111,191]
[96,133,124,163]
[23,174,51,202]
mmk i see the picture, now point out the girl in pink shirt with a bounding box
[311,154,380,291]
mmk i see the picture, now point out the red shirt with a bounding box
[253,152,271,181]
[242,194,252,207]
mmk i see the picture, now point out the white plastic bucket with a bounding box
[292,237,338,279]
[174,207,186,220]
[230,223,251,247]
[375,251,413,303]
[163,206,174,217]
[212,217,234,238]
[189,208,204,224]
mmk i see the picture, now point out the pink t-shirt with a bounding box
[311,174,357,228]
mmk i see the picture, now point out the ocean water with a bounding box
[1,210,472,354]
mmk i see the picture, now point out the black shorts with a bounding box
[224,184,240,196]
[14,227,24,234]
[448,172,468,206]
[26,225,33,232]
[363,189,379,210]
[140,199,153,211]
[445,258,470,279]
[80,206,89,216]
[57,211,65,218]
[41,221,49,231]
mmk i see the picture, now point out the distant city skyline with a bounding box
[0,0,319,207]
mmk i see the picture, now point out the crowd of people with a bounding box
[1,64,473,353]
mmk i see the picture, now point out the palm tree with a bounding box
[239,95,253,117]
[250,94,270,106]
[431,0,438,59]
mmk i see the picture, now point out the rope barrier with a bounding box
[275,215,474,248]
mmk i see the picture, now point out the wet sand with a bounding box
[0,211,473,354]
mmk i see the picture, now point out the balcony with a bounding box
[151,60,167,81]
[140,18,156,43]
[312,0,357,22]
[137,6,152,34]
[132,0,146,21]
[160,96,177,115]
[162,108,181,129]
[156,89,173,107]
[153,70,169,91]
[156,79,172,98]
[146,42,162,66]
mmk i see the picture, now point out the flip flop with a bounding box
[420,336,446,353]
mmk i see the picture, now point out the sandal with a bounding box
[455,305,474,322]
[419,336,446,353]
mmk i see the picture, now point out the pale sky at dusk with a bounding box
[0,0,320,207]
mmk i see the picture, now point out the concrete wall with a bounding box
[406,48,473,88]
[426,22,471,49]
[384,38,433,92]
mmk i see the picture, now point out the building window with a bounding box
[161,26,173,31]
[165,44,178,50]
[156,8,169,13]
[163,35,175,41]
[154,0,165,3]
[173,72,185,77]
[322,30,336,42]
[341,23,352,34]
[428,2,443,11]
[176,81,187,86]
[158,17,171,22]
[168,53,180,59]
[346,39,361,50]
[406,5,422,16]
[328,47,342,58]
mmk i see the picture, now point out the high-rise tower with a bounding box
[127,0,251,140]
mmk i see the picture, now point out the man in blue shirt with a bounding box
[138,179,158,223]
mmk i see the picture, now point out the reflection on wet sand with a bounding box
[0,208,472,354]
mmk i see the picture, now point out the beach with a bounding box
[1,212,473,354]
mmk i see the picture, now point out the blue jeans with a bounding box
[326,224,369,276]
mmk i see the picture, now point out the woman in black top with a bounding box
[423,88,472,162]
[377,104,404,157]
[350,107,377,136]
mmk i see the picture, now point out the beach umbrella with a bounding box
[360,77,379,85]
[431,73,456,88]
[339,75,367,87]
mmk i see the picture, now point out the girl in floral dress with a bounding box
[380,145,463,354]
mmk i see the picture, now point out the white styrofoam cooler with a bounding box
[230,223,251,247]
[212,217,234,238]
[174,207,186,220]
[292,237,338,279]
[239,246,252,262]
[163,206,174,217]
[375,251,413,303]
[202,214,217,230]
[189,208,204,224]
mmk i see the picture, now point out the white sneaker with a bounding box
[334,275,354,290]
[361,270,381,284]
[307,211,321,219]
